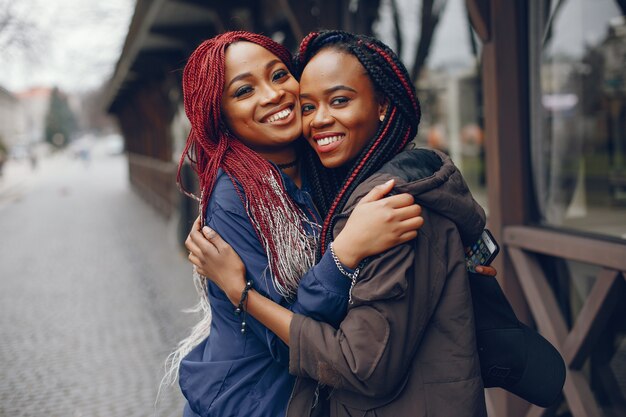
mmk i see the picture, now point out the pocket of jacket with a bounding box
[249,361,283,399]
[424,375,486,417]
[332,371,410,411]
[179,357,233,417]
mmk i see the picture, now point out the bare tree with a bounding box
[543,0,626,47]
[542,0,567,47]
[389,0,403,57]
[0,0,44,60]
[411,0,448,81]
[385,0,449,81]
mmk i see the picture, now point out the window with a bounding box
[530,1,626,415]
[530,0,626,240]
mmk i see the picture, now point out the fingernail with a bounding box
[475,266,483,273]
[203,226,213,234]
[385,179,394,185]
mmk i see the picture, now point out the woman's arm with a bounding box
[189,179,422,270]
[187,214,496,348]
[197,204,348,364]
[187,224,297,345]
[186,180,419,341]
[320,179,423,268]
[188,177,496,344]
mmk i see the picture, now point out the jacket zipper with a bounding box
[312,383,320,409]
[286,379,298,416]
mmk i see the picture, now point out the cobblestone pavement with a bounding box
[0,152,198,417]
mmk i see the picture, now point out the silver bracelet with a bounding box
[329,242,363,304]
[329,241,356,279]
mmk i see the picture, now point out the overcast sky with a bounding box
[0,0,619,94]
[0,0,134,93]
[0,0,478,94]
[375,0,475,71]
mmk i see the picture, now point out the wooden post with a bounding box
[468,0,532,415]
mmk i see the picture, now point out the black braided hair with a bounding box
[296,30,422,257]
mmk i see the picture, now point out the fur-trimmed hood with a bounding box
[382,148,485,245]
[348,148,486,246]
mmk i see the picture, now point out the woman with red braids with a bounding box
[188,31,492,417]
[172,31,427,417]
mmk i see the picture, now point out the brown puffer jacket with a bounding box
[286,149,488,417]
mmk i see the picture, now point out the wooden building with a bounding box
[104,1,626,416]
[102,0,380,217]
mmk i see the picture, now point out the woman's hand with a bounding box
[186,217,294,343]
[185,217,247,304]
[332,179,424,268]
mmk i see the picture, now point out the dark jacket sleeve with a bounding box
[288,202,449,398]
[207,202,351,366]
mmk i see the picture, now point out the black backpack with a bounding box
[469,272,566,407]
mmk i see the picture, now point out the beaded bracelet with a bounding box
[329,242,364,304]
[235,279,254,333]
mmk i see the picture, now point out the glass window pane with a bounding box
[531,0,626,239]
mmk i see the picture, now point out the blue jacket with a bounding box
[179,168,351,417]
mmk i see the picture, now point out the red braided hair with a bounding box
[177,32,316,298]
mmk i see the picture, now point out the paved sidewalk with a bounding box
[0,159,41,210]
[0,152,198,417]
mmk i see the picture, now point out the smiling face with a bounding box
[299,48,387,168]
[221,41,301,161]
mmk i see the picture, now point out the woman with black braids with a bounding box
[188,31,491,417]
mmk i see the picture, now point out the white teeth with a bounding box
[266,108,291,123]
[316,135,342,146]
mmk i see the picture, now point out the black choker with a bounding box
[277,159,298,170]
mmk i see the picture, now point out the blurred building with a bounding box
[16,87,52,145]
[102,0,380,221]
[105,1,626,417]
[0,86,25,149]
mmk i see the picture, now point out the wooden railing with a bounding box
[504,226,626,417]
[128,153,178,218]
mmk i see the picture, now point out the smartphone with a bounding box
[465,229,500,272]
